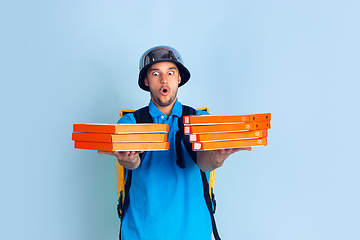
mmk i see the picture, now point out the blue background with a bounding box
[1,0,359,239]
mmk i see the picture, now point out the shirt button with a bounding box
[161,116,165,119]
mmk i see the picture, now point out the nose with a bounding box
[161,74,167,84]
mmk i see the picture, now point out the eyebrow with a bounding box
[148,67,178,72]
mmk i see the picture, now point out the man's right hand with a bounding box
[98,150,143,170]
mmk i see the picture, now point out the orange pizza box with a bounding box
[184,121,271,134]
[192,138,267,151]
[73,123,169,134]
[183,113,271,125]
[72,132,168,143]
[188,129,267,142]
[74,141,169,151]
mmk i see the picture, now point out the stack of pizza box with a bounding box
[183,113,271,151]
[72,123,169,151]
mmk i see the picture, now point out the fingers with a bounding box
[114,151,130,159]
[114,151,142,157]
[97,150,142,170]
[232,147,252,153]
[242,147,252,151]
[217,148,237,155]
[215,147,252,158]
[225,147,252,153]
[98,150,115,156]
[97,150,141,160]
[126,151,138,159]
[114,151,145,163]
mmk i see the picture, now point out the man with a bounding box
[98,46,251,240]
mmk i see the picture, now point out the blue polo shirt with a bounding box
[117,99,212,240]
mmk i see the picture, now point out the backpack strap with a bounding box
[133,106,152,160]
[133,106,153,123]
[175,105,197,168]
[119,170,132,239]
[201,171,221,240]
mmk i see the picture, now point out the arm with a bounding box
[197,147,252,172]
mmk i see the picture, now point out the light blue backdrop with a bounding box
[1,0,359,239]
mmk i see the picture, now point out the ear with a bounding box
[178,75,181,85]
[144,77,149,87]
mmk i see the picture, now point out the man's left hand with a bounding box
[197,147,252,172]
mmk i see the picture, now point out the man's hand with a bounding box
[197,147,252,172]
[98,150,143,170]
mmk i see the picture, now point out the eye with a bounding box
[168,71,174,75]
[152,71,159,76]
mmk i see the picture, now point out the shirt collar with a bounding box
[148,98,182,118]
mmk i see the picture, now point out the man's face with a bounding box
[144,62,181,108]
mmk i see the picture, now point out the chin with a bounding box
[157,100,172,107]
[156,96,176,107]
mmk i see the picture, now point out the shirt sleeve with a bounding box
[117,113,137,124]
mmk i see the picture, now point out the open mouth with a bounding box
[161,87,169,95]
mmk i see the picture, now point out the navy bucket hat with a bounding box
[138,46,191,91]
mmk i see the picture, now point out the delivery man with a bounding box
[98,46,251,240]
